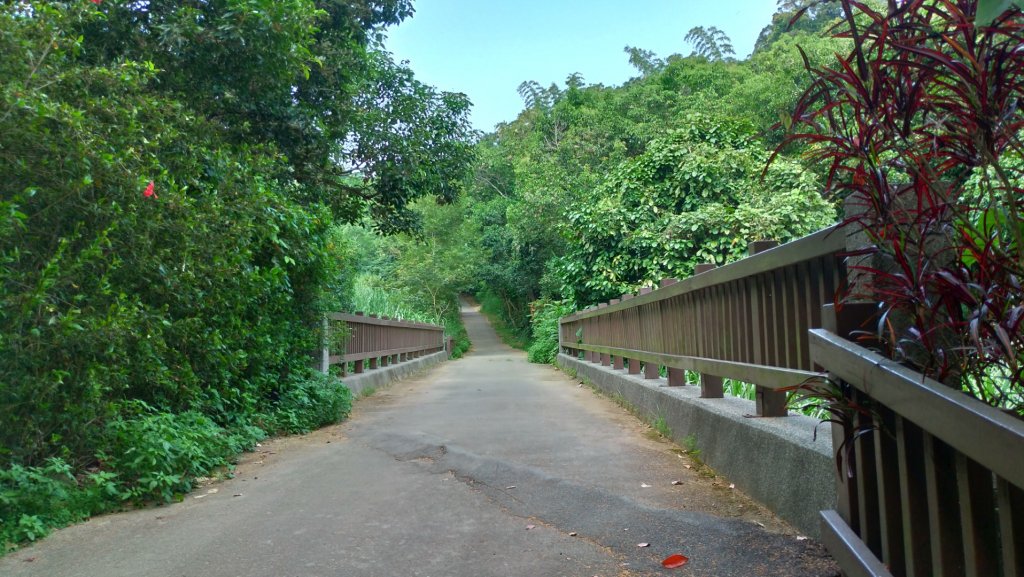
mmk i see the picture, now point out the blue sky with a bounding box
[385,1,779,132]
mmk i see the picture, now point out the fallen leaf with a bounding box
[23,557,36,563]
[684,464,691,469]
[526,524,536,530]
[569,532,578,536]
[662,554,689,569]
[506,485,516,489]
[638,542,650,548]
[233,493,242,497]
[796,535,808,541]
[194,494,206,499]
[207,488,218,494]
[640,483,651,488]
[671,480,682,485]
[728,483,735,489]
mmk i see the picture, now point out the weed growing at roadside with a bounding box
[652,416,672,439]
[681,434,702,463]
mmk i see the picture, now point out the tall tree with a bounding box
[684,26,735,61]
[78,0,473,230]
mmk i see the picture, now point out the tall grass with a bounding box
[351,278,440,324]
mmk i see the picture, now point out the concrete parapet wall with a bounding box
[557,353,836,539]
[342,351,448,396]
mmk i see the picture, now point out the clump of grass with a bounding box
[681,434,702,463]
[651,416,672,439]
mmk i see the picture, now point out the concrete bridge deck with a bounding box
[0,301,837,577]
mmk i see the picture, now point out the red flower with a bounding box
[90,0,101,4]
[143,181,157,199]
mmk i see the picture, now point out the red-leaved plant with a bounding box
[779,0,1024,413]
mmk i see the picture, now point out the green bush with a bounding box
[265,373,353,435]
[527,299,574,364]
[0,459,86,547]
[1,414,267,552]
[443,309,472,359]
[97,403,239,503]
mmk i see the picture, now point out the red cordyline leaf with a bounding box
[143,181,157,199]
[662,554,689,569]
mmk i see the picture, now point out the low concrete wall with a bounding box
[557,353,836,539]
[341,351,448,396]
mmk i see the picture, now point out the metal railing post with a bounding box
[660,278,684,386]
[694,263,724,398]
[749,240,787,416]
[320,315,330,374]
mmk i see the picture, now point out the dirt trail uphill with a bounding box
[0,300,837,577]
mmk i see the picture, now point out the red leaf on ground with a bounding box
[662,554,689,569]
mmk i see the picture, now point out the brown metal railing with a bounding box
[811,323,1024,577]
[321,312,446,376]
[558,225,848,416]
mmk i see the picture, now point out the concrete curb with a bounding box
[557,353,836,539]
[341,351,448,396]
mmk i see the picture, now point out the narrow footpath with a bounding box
[1,301,837,577]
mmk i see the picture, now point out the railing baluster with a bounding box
[924,433,966,577]
[854,394,882,557]
[896,416,931,577]
[996,477,1024,577]
[875,406,905,574]
[956,454,999,577]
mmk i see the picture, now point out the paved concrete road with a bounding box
[1,301,837,577]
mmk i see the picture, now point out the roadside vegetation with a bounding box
[1,0,474,551]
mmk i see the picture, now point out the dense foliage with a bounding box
[339,197,483,359]
[555,115,834,304]
[1,0,473,549]
[454,2,847,350]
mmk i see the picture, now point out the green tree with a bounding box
[684,26,735,61]
[78,0,472,231]
[554,114,836,305]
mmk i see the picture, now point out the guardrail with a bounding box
[320,312,447,376]
[558,225,848,416]
[556,220,1024,574]
[811,324,1024,577]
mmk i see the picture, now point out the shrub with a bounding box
[265,372,353,435]
[97,403,237,503]
[0,459,85,547]
[782,0,1024,411]
[527,299,574,364]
